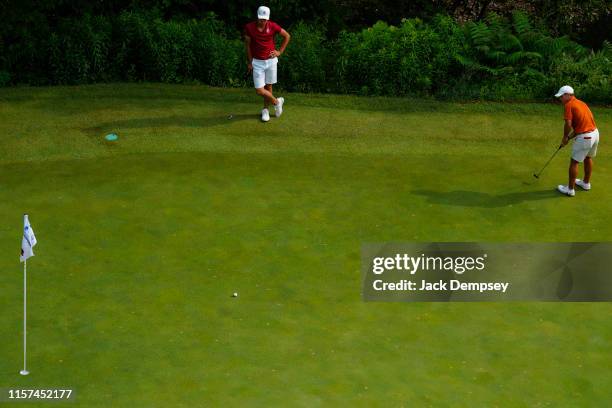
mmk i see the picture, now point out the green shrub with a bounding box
[277,22,327,93]
[0,33,6,86]
[151,19,194,83]
[116,11,159,81]
[452,11,598,101]
[428,15,465,93]
[114,12,244,86]
[333,18,461,97]
[45,15,113,84]
[0,70,10,87]
[548,43,612,103]
[0,10,609,104]
[189,15,245,87]
[4,22,51,85]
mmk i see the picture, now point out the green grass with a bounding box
[1,83,611,406]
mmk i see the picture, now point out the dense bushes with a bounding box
[548,42,612,103]
[1,11,610,103]
[3,11,246,87]
[48,15,113,84]
[334,16,464,96]
[115,11,160,82]
[453,12,611,102]
[332,12,610,102]
[450,12,587,100]
[277,22,327,93]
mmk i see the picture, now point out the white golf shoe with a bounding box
[275,97,284,118]
[261,108,270,122]
[557,185,575,197]
[575,179,591,191]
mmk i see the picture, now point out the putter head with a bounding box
[533,174,539,179]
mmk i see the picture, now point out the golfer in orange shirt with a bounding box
[555,85,600,197]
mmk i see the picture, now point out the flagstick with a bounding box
[20,259,29,376]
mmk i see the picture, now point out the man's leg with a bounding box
[255,87,277,107]
[252,60,276,109]
[263,58,284,117]
[263,84,273,109]
[568,159,579,189]
[584,156,593,183]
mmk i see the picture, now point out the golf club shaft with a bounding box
[535,145,562,177]
[535,132,577,177]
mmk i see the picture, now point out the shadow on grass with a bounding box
[413,189,559,208]
[81,113,258,136]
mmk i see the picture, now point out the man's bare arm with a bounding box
[278,29,291,54]
[244,34,253,71]
[561,119,574,146]
[270,29,291,58]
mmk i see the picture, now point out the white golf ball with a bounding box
[232,292,238,297]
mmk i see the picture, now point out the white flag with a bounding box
[20,215,37,262]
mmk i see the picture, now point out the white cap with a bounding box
[257,6,270,20]
[555,85,574,98]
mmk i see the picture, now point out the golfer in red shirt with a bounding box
[244,6,291,122]
[555,85,600,197]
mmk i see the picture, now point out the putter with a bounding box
[533,133,576,179]
[533,144,563,179]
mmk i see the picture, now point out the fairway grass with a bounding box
[1,84,611,406]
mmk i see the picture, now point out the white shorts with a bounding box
[252,57,277,89]
[572,129,599,162]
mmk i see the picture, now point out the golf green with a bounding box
[1,84,611,406]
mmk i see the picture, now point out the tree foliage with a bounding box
[0,2,609,102]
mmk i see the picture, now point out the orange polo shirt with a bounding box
[564,96,597,134]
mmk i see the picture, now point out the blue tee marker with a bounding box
[105,133,118,142]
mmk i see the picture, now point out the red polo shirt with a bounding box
[244,21,282,60]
